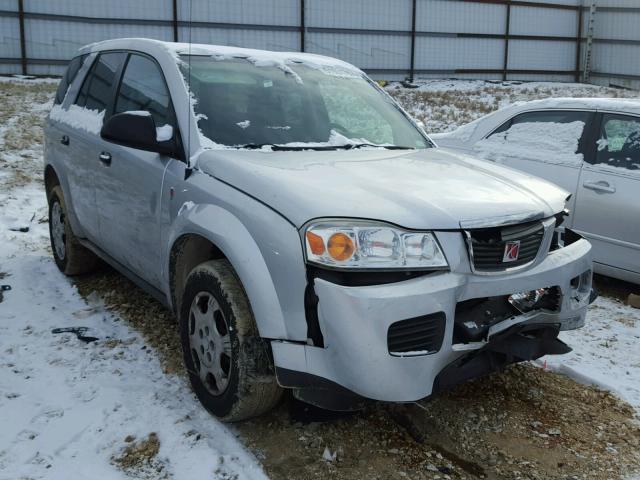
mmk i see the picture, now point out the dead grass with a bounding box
[0,81,56,190]
[112,432,169,479]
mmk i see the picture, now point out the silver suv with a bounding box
[44,39,595,421]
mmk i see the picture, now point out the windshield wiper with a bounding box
[235,143,341,151]
[339,143,413,150]
[234,143,413,151]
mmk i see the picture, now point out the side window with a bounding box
[594,114,640,171]
[75,52,126,112]
[478,110,591,164]
[54,54,87,105]
[114,54,172,129]
[491,110,591,137]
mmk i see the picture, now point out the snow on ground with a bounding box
[542,296,640,411]
[0,78,266,480]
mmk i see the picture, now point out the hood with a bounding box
[197,147,568,230]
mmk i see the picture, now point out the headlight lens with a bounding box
[304,222,448,269]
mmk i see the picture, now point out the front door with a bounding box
[94,52,181,288]
[573,112,640,277]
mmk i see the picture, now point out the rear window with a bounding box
[54,54,87,105]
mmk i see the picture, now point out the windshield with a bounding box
[180,56,430,149]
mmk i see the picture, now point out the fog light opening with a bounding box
[570,269,592,309]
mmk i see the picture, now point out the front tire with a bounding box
[48,185,98,275]
[180,259,282,422]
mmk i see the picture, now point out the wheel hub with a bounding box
[188,292,232,396]
[51,201,66,260]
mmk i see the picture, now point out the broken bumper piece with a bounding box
[271,236,594,408]
[433,324,570,394]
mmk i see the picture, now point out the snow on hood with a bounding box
[196,148,568,229]
[431,112,498,143]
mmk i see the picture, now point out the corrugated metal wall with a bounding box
[582,0,640,90]
[0,0,638,86]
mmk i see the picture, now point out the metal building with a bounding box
[0,0,638,88]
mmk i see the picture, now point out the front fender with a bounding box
[165,202,307,341]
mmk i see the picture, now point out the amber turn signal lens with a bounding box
[306,231,326,255]
[327,232,355,261]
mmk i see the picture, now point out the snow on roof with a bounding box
[505,97,640,115]
[79,38,361,73]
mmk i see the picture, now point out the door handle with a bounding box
[99,151,112,166]
[60,135,69,146]
[583,180,616,194]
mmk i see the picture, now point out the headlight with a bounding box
[304,221,448,270]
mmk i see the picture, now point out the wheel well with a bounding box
[44,165,60,200]
[170,234,226,315]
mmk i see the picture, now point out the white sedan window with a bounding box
[474,120,586,166]
[595,114,640,171]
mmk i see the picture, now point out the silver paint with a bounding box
[44,39,595,402]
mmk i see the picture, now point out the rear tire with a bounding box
[48,185,98,275]
[179,259,282,422]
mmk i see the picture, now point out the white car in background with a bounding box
[433,98,640,285]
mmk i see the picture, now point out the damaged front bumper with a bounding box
[271,234,594,407]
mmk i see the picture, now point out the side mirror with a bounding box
[101,112,179,157]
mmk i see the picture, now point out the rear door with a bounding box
[94,52,181,287]
[572,112,640,277]
[45,54,87,189]
[474,110,594,213]
[56,52,127,241]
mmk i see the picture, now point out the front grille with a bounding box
[387,312,446,355]
[467,220,545,272]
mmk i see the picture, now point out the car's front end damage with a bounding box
[271,215,595,410]
[196,142,596,411]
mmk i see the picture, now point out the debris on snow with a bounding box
[51,326,99,343]
[628,293,640,309]
[322,446,337,462]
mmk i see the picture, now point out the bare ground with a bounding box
[3,77,640,479]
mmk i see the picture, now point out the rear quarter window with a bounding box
[54,54,87,105]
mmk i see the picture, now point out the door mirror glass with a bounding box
[101,112,175,155]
